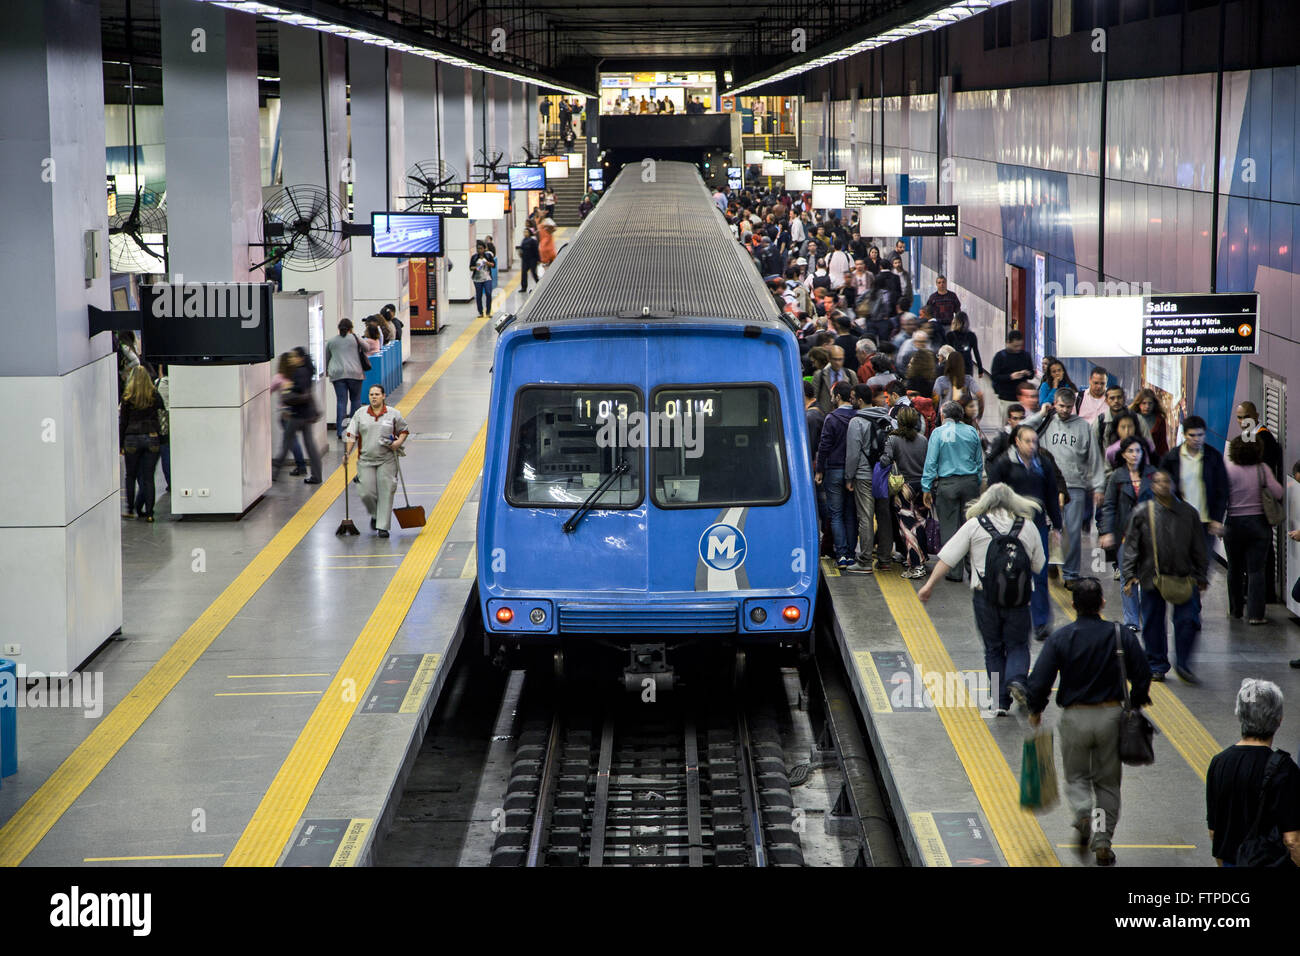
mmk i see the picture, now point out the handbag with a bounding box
[1235,751,1293,866]
[354,333,371,372]
[1147,501,1196,605]
[1019,728,1060,811]
[887,462,905,496]
[1113,623,1156,766]
[1258,464,1284,526]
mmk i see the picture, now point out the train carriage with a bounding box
[477,161,818,657]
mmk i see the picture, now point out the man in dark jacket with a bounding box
[990,329,1035,422]
[1120,469,1209,684]
[987,425,1066,641]
[843,386,894,573]
[1027,578,1151,867]
[815,382,860,567]
[1158,415,1227,562]
[519,227,541,292]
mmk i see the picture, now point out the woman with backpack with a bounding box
[880,405,930,578]
[918,482,1046,717]
[119,365,166,522]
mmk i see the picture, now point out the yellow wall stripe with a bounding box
[875,574,1060,866]
[854,651,894,714]
[399,654,442,715]
[1047,581,1222,780]
[0,290,507,868]
[225,425,486,866]
[909,812,953,866]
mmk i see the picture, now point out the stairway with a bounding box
[549,136,587,226]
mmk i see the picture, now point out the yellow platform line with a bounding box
[225,424,486,866]
[227,674,331,679]
[460,542,478,579]
[84,853,225,862]
[0,296,505,868]
[875,573,1059,867]
[1047,582,1222,780]
[317,563,401,570]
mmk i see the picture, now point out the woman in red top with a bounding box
[1131,388,1169,458]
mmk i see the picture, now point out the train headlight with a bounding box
[782,605,801,623]
[749,607,768,624]
[496,607,514,624]
[529,607,546,625]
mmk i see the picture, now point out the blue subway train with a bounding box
[477,161,818,658]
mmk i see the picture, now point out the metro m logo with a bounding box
[699,523,746,572]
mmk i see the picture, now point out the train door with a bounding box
[1257,368,1287,600]
[1005,263,1026,338]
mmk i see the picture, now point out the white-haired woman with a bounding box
[919,482,1047,717]
[1206,679,1300,866]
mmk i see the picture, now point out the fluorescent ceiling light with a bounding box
[725,0,1013,95]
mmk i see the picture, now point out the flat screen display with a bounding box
[140,282,274,365]
[507,165,547,190]
[371,212,443,257]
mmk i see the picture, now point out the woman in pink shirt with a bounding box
[1223,435,1285,623]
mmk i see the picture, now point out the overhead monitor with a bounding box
[858,204,960,237]
[566,152,584,169]
[421,192,469,218]
[727,166,742,190]
[761,157,785,177]
[588,168,604,191]
[371,212,443,257]
[467,190,506,220]
[507,165,546,190]
[744,149,765,164]
[140,282,274,365]
[543,158,570,180]
[1056,292,1259,358]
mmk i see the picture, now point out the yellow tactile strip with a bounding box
[874,573,1060,867]
[0,302,503,867]
[225,426,485,866]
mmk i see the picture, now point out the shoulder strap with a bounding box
[1245,751,1287,840]
[977,514,997,538]
[1113,623,1132,710]
[1147,500,1161,576]
[1010,516,1024,537]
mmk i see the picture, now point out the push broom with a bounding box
[336,452,360,535]
[392,455,426,529]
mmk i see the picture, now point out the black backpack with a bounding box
[976,515,1033,607]
[1235,751,1294,867]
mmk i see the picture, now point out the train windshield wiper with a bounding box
[562,459,630,534]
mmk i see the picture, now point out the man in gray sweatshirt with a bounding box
[1030,386,1106,587]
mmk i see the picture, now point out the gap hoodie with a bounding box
[1037,410,1105,491]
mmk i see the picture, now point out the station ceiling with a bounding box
[100,0,946,102]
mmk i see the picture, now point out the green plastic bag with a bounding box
[1019,728,1060,812]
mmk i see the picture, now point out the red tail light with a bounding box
[496,607,514,623]
[782,605,801,622]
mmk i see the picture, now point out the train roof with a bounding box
[506,161,790,332]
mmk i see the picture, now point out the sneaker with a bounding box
[912,566,929,579]
[836,556,852,569]
[1034,625,1050,642]
[145,514,155,523]
[1174,666,1201,686]
[844,562,874,574]
[1073,816,1092,855]
[1248,618,1268,625]
[1095,847,1117,867]
[290,467,305,476]
[1150,671,1166,682]
[304,476,322,485]
[1112,567,1121,581]
[377,529,389,538]
[873,560,893,572]
[1007,681,1028,709]
[981,707,1009,719]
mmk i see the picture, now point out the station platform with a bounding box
[0,260,543,867]
[827,545,1300,867]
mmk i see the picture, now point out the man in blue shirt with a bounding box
[923,402,985,582]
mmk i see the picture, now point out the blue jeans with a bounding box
[1141,585,1201,675]
[1062,487,1089,581]
[972,587,1031,710]
[1030,519,1051,631]
[474,280,494,314]
[333,378,363,438]
[1118,538,1141,629]
[825,468,857,560]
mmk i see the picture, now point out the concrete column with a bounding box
[0,0,121,671]
[161,0,272,515]
[492,76,513,269]
[404,56,438,174]
[348,41,407,329]
[278,25,352,325]
[440,65,474,302]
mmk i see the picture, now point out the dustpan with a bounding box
[392,456,426,529]
[336,454,360,535]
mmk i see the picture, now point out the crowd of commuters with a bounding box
[744,180,1300,866]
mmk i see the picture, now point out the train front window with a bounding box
[650,385,788,507]
[508,386,643,508]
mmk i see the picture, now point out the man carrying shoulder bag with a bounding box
[1120,468,1209,685]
